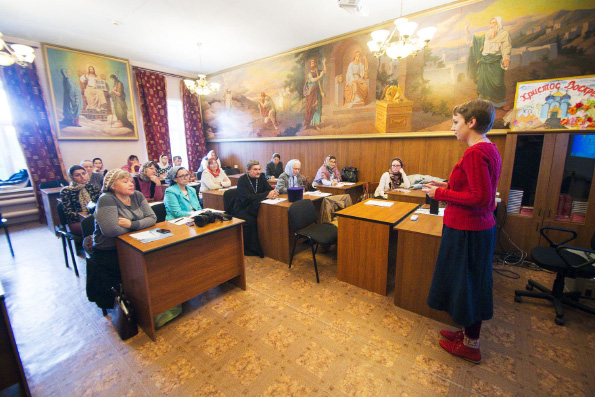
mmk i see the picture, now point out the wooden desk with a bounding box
[40,187,62,235]
[201,188,234,211]
[316,181,366,205]
[257,194,323,264]
[0,281,30,396]
[394,214,455,326]
[116,218,246,341]
[336,199,418,295]
[387,189,427,205]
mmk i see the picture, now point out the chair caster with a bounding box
[514,295,522,303]
[525,284,533,291]
[555,317,565,326]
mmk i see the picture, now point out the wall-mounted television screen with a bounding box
[570,134,595,159]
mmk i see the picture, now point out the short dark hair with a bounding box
[68,165,85,178]
[273,154,280,160]
[160,154,168,159]
[110,74,117,80]
[173,155,182,161]
[92,157,102,163]
[452,99,495,134]
[128,155,138,161]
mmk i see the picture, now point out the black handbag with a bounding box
[341,167,359,182]
[111,285,138,340]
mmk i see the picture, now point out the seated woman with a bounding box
[276,159,305,194]
[156,154,172,177]
[93,157,107,176]
[265,153,283,180]
[134,161,164,202]
[80,159,104,190]
[198,150,221,173]
[90,169,157,310]
[122,155,140,173]
[60,165,101,236]
[313,155,342,187]
[374,157,411,199]
[234,160,278,256]
[200,158,231,192]
[164,166,201,220]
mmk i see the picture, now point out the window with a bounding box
[166,98,188,169]
[0,81,28,180]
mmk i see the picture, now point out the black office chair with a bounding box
[38,179,69,189]
[152,202,167,223]
[0,209,14,257]
[515,227,595,325]
[56,202,81,277]
[288,199,338,283]
[80,215,107,316]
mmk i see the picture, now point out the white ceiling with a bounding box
[0,0,457,75]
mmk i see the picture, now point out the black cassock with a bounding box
[233,173,273,256]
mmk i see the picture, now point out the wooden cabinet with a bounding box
[499,132,595,254]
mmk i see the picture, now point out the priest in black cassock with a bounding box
[234,160,279,256]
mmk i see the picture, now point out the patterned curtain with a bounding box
[181,81,207,173]
[0,63,66,222]
[135,69,171,162]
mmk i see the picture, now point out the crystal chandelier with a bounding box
[0,33,36,67]
[183,43,220,96]
[367,1,436,60]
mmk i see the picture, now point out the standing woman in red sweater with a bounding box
[423,99,502,364]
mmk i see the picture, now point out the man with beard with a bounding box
[466,17,512,110]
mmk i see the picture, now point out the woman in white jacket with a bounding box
[200,158,231,192]
[374,157,410,198]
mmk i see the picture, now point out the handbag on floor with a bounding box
[111,285,138,340]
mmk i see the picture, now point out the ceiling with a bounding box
[0,0,457,75]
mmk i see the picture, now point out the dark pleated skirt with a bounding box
[427,225,496,327]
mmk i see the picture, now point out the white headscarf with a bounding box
[284,159,301,188]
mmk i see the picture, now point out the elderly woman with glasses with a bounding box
[163,166,201,220]
[374,157,410,199]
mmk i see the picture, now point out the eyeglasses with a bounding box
[391,164,402,168]
[176,174,191,179]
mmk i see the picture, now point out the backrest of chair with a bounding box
[81,215,95,238]
[39,179,69,190]
[152,202,167,223]
[56,202,68,227]
[288,199,317,233]
[223,189,238,214]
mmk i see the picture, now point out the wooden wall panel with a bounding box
[207,134,507,185]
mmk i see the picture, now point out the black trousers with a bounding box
[234,201,264,257]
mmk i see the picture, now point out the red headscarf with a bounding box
[206,158,220,178]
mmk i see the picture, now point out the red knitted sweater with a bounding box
[435,142,502,231]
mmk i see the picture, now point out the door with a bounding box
[541,133,595,249]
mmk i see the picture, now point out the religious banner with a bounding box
[512,75,595,131]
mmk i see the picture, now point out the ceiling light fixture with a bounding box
[367,0,436,60]
[0,33,35,67]
[184,43,220,96]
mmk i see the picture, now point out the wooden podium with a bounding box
[375,100,413,133]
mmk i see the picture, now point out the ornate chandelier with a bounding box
[0,33,36,67]
[183,43,219,96]
[367,1,436,60]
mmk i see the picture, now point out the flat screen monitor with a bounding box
[570,134,595,159]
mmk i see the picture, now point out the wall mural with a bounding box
[203,0,595,140]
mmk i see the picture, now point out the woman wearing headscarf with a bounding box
[134,161,164,202]
[89,169,157,310]
[374,157,411,199]
[197,150,221,173]
[200,158,231,192]
[59,68,82,127]
[122,155,140,173]
[156,154,172,177]
[163,166,201,220]
[265,153,283,180]
[60,165,101,236]
[276,159,305,194]
[313,155,341,187]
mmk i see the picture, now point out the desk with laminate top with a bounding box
[40,187,62,235]
[394,213,455,326]
[116,218,246,341]
[257,194,323,264]
[387,188,427,205]
[336,199,419,295]
[201,187,235,211]
[316,181,366,205]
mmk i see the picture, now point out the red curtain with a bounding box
[0,63,66,222]
[181,81,207,173]
[135,70,171,162]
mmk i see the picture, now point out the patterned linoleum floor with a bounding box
[1,222,594,396]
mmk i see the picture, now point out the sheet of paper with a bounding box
[129,230,157,240]
[262,198,287,205]
[304,191,332,197]
[414,207,445,216]
[168,217,192,225]
[337,182,355,186]
[148,201,163,206]
[364,200,395,208]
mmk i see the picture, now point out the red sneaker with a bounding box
[439,339,482,364]
[440,329,464,341]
